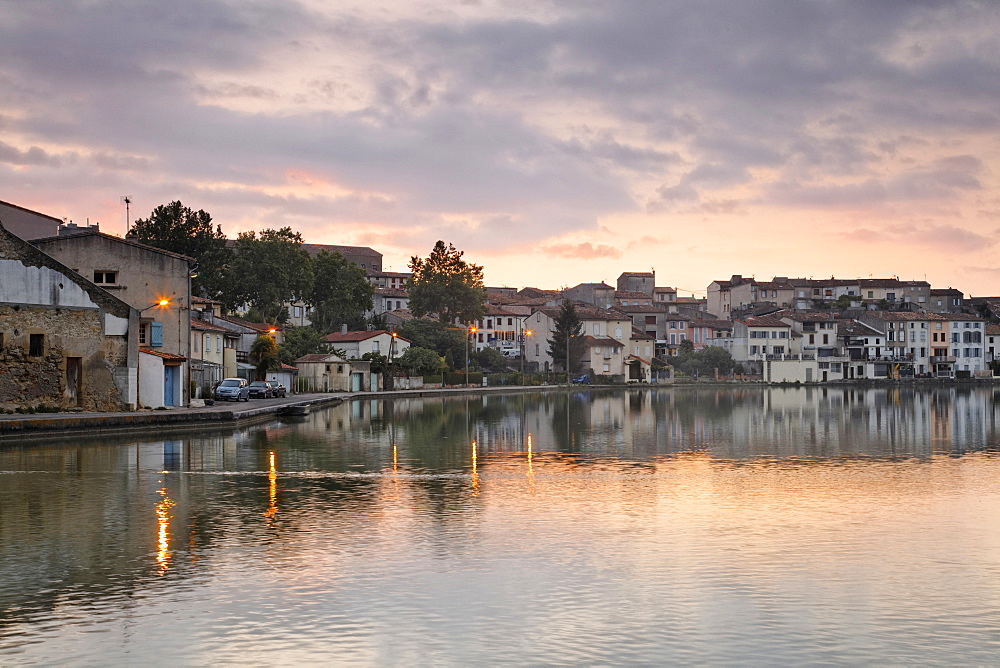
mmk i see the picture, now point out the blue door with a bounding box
[164,366,176,406]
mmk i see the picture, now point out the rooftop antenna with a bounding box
[120,196,131,232]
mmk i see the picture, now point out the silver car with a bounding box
[214,377,249,402]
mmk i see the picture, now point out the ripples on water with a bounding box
[3,387,1000,664]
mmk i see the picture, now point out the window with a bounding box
[294,306,303,318]
[217,335,222,353]
[93,271,118,285]
[750,345,759,354]
[593,324,600,335]
[773,346,784,355]
[29,333,43,356]
[372,341,380,353]
[139,323,147,345]
[603,364,610,372]
[194,335,199,353]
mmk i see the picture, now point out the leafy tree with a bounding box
[226,227,314,323]
[397,346,444,376]
[361,351,390,375]
[677,339,695,354]
[398,319,467,369]
[407,240,487,325]
[130,200,232,298]
[249,334,280,380]
[669,345,735,378]
[548,300,585,373]
[278,325,330,366]
[309,250,374,333]
[476,347,508,371]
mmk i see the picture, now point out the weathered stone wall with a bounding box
[0,305,128,411]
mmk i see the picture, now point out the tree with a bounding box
[130,200,232,298]
[308,250,374,333]
[278,325,330,366]
[397,346,444,376]
[669,345,735,378]
[548,300,585,373]
[361,351,390,375]
[407,241,487,325]
[678,339,695,354]
[226,227,314,323]
[249,334,280,381]
[398,319,466,369]
[476,347,508,371]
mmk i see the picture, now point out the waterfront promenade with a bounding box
[0,384,569,437]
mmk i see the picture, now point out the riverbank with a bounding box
[3,377,996,438]
[0,384,572,438]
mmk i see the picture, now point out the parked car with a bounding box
[266,380,287,398]
[214,377,249,402]
[247,380,273,399]
[571,374,591,384]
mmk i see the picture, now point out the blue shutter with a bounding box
[150,322,163,347]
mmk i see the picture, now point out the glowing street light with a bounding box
[140,298,170,313]
[466,326,478,386]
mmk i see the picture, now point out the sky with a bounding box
[2,0,999,297]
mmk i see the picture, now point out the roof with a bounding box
[779,311,836,322]
[619,272,654,278]
[930,288,964,296]
[300,243,381,259]
[140,348,187,362]
[217,315,282,333]
[191,319,231,333]
[572,282,614,289]
[582,335,624,347]
[690,319,733,330]
[740,315,789,327]
[31,228,196,262]
[295,353,348,363]
[986,324,1000,336]
[376,287,408,298]
[324,329,410,343]
[0,199,63,223]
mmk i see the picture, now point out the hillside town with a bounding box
[2,197,999,413]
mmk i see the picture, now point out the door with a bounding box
[351,372,363,392]
[65,357,82,406]
[164,366,176,406]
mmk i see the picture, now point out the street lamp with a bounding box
[520,327,532,385]
[466,326,477,386]
[140,298,170,313]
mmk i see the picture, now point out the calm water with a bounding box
[4,386,1000,664]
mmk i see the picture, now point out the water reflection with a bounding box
[3,386,1000,663]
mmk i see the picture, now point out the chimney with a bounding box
[341,324,348,335]
[731,275,742,286]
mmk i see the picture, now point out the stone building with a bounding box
[0,221,139,411]
[31,225,195,406]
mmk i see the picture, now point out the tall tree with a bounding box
[226,227,314,323]
[309,250,374,333]
[407,241,487,325]
[548,300,585,373]
[249,334,280,381]
[398,319,467,370]
[277,325,330,366]
[130,200,232,298]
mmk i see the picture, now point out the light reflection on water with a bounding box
[3,386,1000,664]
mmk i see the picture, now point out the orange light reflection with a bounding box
[155,488,175,575]
[264,450,278,522]
[471,440,480,496]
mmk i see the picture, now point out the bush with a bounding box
[444,371,483,386]
[423,374,443,384]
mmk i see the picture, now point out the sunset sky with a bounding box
[2,1,999,296]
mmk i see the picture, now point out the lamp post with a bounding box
[466,326,477,386]
[520,325,532,386]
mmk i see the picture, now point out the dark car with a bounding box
[214,377,250,402]
[247,380,273,399]
[571,374,591,384]
[266,380,287,398]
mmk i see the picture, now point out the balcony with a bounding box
[930,356,956,364]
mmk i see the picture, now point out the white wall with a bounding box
[0,259,99,308]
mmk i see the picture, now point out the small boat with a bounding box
[278,403,310,417]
